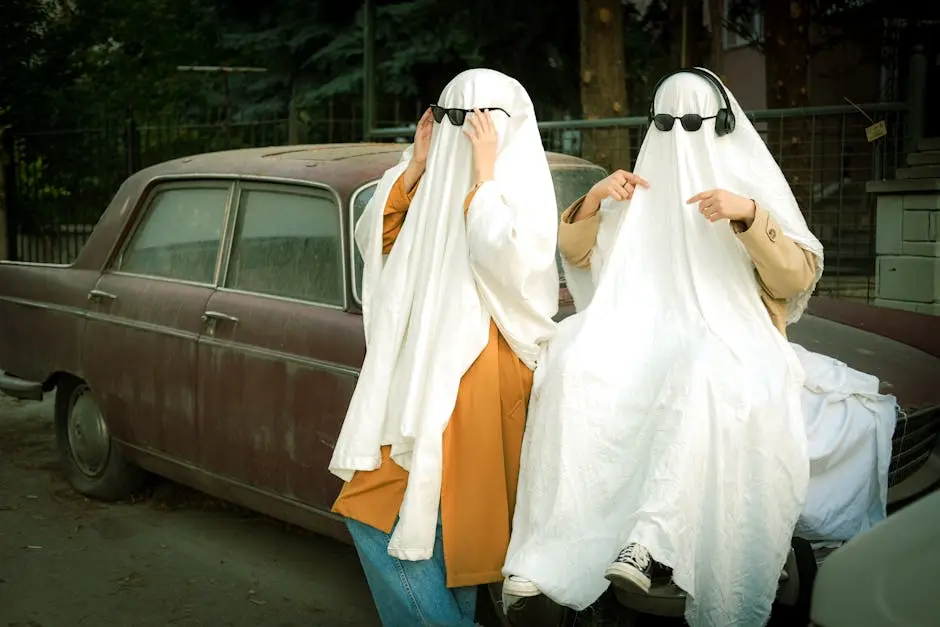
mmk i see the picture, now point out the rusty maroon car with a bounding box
[1,143,939,624]
[0,143,605,532]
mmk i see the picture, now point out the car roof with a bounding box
[137,143,602,200]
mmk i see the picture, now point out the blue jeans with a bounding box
[346,516,478,627]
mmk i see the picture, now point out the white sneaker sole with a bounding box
[502,576,541,598]
[605,562,652,594]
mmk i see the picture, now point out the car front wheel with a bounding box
[55,377,145,500]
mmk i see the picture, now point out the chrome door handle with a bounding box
[201,310,239,324]
[87,289,118,302]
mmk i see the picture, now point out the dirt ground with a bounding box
[0,393,816,627]
[0,394,381,627]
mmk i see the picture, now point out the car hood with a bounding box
[555,295,940,412]
[788,315,940,413]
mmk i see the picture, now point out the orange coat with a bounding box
[332,174,534,588]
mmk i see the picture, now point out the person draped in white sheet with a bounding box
[328,69,559,627]
[502,69,820,626]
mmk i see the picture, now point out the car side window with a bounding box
[225,185,345,307]
[351,182,378,303]
[549,166,607,285]
[117,185,230,284]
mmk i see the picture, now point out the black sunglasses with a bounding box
[651,113,717,132]
[429,104,510,126]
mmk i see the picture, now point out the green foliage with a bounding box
[0,0,55,126]
[2,0,657,129]
[14,138,71,202]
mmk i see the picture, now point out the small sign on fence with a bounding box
[865,120,888,143]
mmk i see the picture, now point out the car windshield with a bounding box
[350,164,607,301]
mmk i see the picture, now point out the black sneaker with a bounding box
[604,542,652,594]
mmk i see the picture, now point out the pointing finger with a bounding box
[628,173,650,188]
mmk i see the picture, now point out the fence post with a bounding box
[0,128,17,261]
[362,0,376,141]
[125,113,141,176]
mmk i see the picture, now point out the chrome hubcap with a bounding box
[67,388,110,476]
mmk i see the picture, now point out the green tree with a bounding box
[0,0,54,127]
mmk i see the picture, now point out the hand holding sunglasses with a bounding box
[401,109,435,192]
[462,109,499,185]
[413,108,435,165]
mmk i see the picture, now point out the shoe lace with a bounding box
[617,543,651,569]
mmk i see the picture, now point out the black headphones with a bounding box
[647,67,736,137]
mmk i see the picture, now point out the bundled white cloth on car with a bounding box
[503,70,824,626]
[793,344,897,541]
[329,69,559,561]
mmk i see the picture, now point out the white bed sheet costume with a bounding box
[328,68,560,561]
[501,69,897,626]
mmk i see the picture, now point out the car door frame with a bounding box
[347,179,380,309]
[192,177,364,520]
[81,177,237,463]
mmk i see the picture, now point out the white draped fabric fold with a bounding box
[792,343,897,541]
[504,70,821,626]
[329,69,558,561]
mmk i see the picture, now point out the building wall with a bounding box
[721,47,767,110]
[721,27,882,110]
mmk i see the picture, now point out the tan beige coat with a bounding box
[558,197,819,337]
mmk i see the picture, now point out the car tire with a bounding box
[55,377,146,500]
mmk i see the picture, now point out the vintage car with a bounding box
[1,143,938,626]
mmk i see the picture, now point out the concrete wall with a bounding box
[874,193,940,315]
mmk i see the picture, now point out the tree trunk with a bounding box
[763,0,810,109]
[579,0,631,170]
[708,0,724,74]
[667,0,712,69]
[288,76,302,144]
[762,0,812,212]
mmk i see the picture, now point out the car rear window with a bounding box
[550,166,606,284]
[351,183,377,303]
[225,185,345,307]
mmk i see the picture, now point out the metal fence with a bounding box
[375,102,907,301]
[3,115,372,264]
[3,103,908,303]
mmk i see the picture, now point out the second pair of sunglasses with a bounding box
[430,105,510,126]
[652,113,717,132]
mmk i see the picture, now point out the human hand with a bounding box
[402,109,434,191]
[412,108,434,166]
[463,109,498,185]
[576,169,649,221]
[686,189,756,226]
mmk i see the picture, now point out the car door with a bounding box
[195,181,363,510]
[82,181,233,462]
